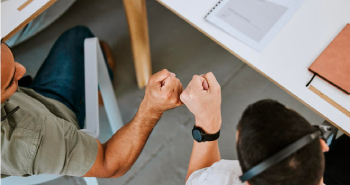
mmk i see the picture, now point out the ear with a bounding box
[320,139,329,152]
[246,181,251,185]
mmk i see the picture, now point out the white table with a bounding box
[156,0,350,135]
[1,0,57,41]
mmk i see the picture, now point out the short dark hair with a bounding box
[236,99,324,185]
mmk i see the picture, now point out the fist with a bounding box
[180,72,221,134]
[140,69,183,117]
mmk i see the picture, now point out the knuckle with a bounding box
[161,69,169,74]
[176,79,182,86]
[164,92,172,100]
[180,92,185,98]
[171,98,177,104]
[145,82,150,88]
[180,93,187,101]
[180,94,184,100]
[149,75,155,82]
[206,72,214,77]
[205,72,214,79]
[214,86,221,93]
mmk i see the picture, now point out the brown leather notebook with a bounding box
[308,24,350,95]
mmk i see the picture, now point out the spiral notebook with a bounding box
[205,0,306,51]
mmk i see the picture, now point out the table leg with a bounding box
[123,0,152,88]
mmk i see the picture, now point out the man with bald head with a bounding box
[1,26,183,178]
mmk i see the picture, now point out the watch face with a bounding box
[192,129,203,142]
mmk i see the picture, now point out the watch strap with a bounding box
[193,125,220,142]
[204,129,220,141]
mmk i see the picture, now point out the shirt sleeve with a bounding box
[186,160,247,185]
[32,114,98,176]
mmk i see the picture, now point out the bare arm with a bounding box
[83,104,161,178]
[180,72,222,182]
[186,140,221,181]
[83,69,183,178]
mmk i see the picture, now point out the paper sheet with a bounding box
[206,0,306,51]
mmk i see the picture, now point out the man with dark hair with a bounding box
[236,100,325,185]
[1,26,184,178]
[181,73,329,185]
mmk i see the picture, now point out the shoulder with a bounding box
[210,159,243,173]
[186,160,247,185]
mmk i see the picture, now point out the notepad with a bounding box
[205,0,306,51]
[308,24,350,95]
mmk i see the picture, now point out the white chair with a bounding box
[2,38,123,185]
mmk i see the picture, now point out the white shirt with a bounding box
[186,160,326,185]
[186,160,247,185]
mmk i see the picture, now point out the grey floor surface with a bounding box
[10,0,324,184]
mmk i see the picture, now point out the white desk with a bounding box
[157,0,350,135]
[1,0,57,41]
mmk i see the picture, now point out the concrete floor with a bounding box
[11,0,324,184]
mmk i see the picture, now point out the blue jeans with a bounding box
[30,26,112,129]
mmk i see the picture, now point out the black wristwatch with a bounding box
[192,125,220,142]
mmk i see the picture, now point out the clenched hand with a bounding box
[180,72,222,134]
[139,69,184,118]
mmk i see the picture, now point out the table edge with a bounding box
[155,0,350,136]
[2,0,57,41]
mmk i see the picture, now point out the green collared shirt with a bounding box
[1,87,98,178]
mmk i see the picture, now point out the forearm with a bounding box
[103,107,160,177]
[181,72,222,182]
[84,69,183,178]
[186,139,221,181]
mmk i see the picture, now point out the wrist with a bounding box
[138,100,163,121]
[195,118,222,134]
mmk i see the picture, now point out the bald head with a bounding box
[1,43,26,103]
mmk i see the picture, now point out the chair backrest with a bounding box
[80,37,101,138]
[83,38,124,134]
[81,37,124,137]
[1,174,61,185]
